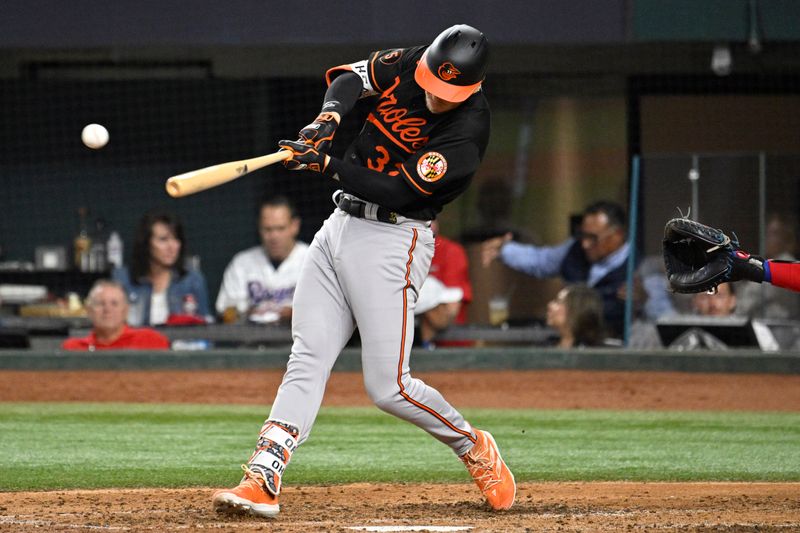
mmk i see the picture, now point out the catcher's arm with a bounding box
[766,260,800,292]
[662,218,766,293]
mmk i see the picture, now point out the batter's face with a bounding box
[578,213,624,263]
[87,284,129,337]
[424,91,461,114]
[259,205,299,262]
[149,222,181,269]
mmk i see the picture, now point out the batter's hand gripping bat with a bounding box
[165,150,292,197]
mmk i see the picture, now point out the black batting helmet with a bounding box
[414,24,489,103]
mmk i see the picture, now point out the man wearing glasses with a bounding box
[482,201,632,337]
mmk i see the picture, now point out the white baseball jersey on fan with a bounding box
[215,243,309,323]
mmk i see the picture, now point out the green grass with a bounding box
[1,403,799,491]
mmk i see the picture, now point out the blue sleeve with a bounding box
[642,273,676,320]
[499,239,573,278]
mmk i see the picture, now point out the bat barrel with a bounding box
[166,179,183,197]
[165,150,292,198]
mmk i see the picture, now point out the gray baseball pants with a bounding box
[268,208,476,457]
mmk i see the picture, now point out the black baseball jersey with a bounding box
[325,46,491,220]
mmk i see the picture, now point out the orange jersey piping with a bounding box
[325,65,353,87]
[400,164,433,196]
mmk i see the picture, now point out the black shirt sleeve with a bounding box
[325,132,480,213]
[365,48,420,94]
[396,136,481,198]
[324,47,422,97]
[325,158,420,211]
[322,72,362,117]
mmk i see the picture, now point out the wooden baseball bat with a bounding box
[166,150,292,198]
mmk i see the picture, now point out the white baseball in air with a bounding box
[81,123,109,149]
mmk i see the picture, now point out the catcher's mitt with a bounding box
[662,217,765,294]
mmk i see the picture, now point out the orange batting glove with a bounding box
[298,111,341,153]
[279,139,330,173]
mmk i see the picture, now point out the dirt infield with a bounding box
[2,368,800,531]
[3,482,799,532]
[3,369,800,411]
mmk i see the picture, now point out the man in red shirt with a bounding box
[62,280,170,351]
[416,220,474,348]
[429,221,473,324]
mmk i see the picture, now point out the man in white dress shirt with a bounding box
[216,196,309,324]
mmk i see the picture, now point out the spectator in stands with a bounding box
[428,220,473,326]
[692,282,737,317]
[62,280,170,351]
[735,213,800,319]
[215,196,309,324]
[659,283,739,350]
[545,284,606,348]
[618,255,677,321]
[113,209,211,326]
[616,254,678,348]
[482,200,640,338]
[414,276,464,350]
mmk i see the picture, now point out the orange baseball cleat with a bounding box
[212,465,279,518]
[461,428,516,510]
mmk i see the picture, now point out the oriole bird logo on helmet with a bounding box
[437,62,461,81]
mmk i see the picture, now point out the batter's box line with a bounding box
[0,516,128,530]
[347,526,473,532]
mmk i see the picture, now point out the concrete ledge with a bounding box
[1,347,799,374]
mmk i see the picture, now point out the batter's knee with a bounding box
[364,380,394,406]
[362,355,424,408]
[372,390,407,417]
[364,371,420,412]
[363,372,403,407]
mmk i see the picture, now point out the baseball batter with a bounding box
[212,24,515,518]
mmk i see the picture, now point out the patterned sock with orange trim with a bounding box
[245,419,299,496]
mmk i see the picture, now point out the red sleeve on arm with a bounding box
[61,337,88,351]
[118,327,170,349]
[430,236,473,326]
[453,245,473,303]
[136,329,171,349]
[432,237,472,303]
[767,260,800,292]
